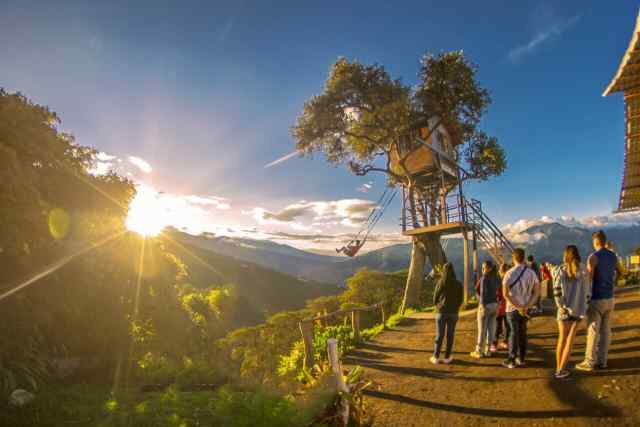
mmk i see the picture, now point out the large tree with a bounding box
[292,52,506,312]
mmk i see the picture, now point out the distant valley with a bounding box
[169,223,640,285]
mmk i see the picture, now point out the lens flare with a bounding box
[125,187,166,237]
[48,208,71,240]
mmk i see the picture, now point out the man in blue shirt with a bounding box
[576,230,623,372]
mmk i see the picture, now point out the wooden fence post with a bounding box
[327,338,349,426]
[380,304,386,327]
[351,310,361,343]
[299,321,314,369]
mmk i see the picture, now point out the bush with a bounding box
[0,383,329,427]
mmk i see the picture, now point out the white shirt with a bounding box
[502,264,540,313]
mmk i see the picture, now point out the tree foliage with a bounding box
[292,52,506,183]
[0,89,134,272]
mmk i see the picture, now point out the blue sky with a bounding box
[1,1,639,251]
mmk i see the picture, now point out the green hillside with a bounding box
[160,236,339,324]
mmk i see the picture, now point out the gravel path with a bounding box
[344,286,640,427]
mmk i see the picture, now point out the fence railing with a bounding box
[298,303,385,369]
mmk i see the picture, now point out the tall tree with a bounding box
[292,52,506,312]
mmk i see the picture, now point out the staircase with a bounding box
[463,198,514,265]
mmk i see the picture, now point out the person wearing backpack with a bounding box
[501,249,541,369]
[430,262,464,365]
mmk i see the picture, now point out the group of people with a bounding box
[430,230,623,379]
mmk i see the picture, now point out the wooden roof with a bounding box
[604,11,640,96]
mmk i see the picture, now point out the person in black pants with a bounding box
[430,262,464,365]
[501,249,540,369]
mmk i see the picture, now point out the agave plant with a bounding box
[303,362,372,427]
[0,327,50,396]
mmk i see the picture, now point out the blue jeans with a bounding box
[507,311,528,362]
[434,313,459,358]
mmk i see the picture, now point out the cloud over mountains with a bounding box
[246,199,377,230]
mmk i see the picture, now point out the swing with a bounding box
[336,188,397,257]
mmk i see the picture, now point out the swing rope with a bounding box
[351,187,397,245]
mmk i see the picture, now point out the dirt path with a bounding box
[344,286,640,427]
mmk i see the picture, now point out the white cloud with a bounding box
[96,151,117,161]
[357,181,373,193]
[501,211,640,240]
[183,195,231,210]
[128,156,152,174]
[246,199,377,229]
[88,151,119,176]
[126,183,231,235]
[88,161,114,176]
[507,15,580,63]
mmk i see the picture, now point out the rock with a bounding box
[9,389,36,407]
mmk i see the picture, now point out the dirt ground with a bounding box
[343,286,640,427]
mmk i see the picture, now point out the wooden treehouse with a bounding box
[393,119,514,300]
[603,10,640,212]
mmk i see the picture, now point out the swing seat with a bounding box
[336,240,364,257]
[344,245,361,257]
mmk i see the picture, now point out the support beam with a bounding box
[462,229,470,305]
[472,230,479,298]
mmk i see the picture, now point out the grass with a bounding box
[0,383,327,427]
[360,312,404,341]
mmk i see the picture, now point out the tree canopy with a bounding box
[292,52,506,184]
[0,89,134,265]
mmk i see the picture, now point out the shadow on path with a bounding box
[364,389,605,419]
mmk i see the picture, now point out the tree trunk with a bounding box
[400,236,427,313]
[400,233,448,313]
[423,233,447,267]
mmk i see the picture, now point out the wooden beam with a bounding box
[463,229,470,305]
[300,303,382,323]
[472,230,479,298]
[402,221,466,236]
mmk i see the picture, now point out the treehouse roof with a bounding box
[604,11,640,96]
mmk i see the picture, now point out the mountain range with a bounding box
[169,223,640,285]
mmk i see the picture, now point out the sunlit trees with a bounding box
[292,53,506,311]
[341,268,405,316]
[0,90,134,278]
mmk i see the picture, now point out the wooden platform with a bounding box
[401,221,468,236]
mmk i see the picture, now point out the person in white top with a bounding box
[501,248,540,369]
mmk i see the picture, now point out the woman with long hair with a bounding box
[552,245,591,379]
[430,262,463,365]
[470,260,500,358]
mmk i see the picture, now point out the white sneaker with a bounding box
[442,357,453,364]
[429,356,439,365]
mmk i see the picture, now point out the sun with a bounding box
[126,188,167,237]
